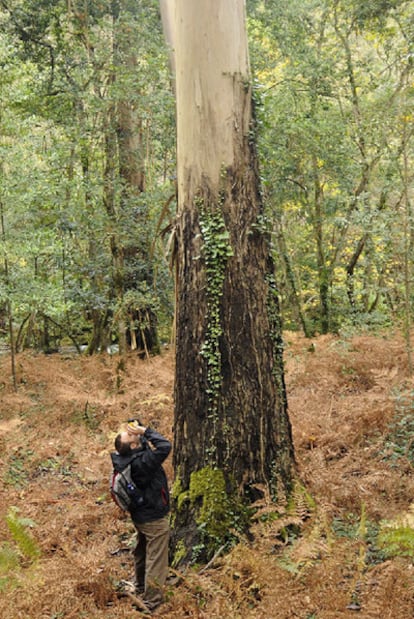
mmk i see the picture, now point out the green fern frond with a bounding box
[0,542,20,575]
[276,555,300,575]
[0,542,21,592]
[378,525,414,559]
[5,507,41,563]
[289,482,316,520]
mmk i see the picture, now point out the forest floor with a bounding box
[1,330,414,618]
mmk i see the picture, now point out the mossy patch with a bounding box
[189,467,233,539]
[172,466,250,562]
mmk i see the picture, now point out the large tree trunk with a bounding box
[170,0,295,564]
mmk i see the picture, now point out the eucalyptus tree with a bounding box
[161,0,295,564]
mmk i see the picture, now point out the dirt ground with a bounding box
[1,331,414,618]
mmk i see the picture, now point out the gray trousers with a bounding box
[133,516,170,609]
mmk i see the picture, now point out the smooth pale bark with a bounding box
[175,0,250,197]
[170,0,295,563]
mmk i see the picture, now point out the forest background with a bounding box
[0,0,413,361]
[1,0,414,618]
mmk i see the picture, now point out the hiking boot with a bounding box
[118,579,145,595]
[118,579,137,594]
[116,581,152,614]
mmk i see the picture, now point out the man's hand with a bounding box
[126,421,147,439]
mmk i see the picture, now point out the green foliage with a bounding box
[276,499,400,577]
[70,402,101,432]
[378,525,414,559]
[331,512,364,541]
[0,0,175,355]
[381,391,414,465]
[171,539,186,568]
[1,0,413,349]
[0,507,41,590]
[4,452,33,488]
[5,507,41,563]
[0,542,19,572]
[0,542,20,592]
[289,482,317,517]
[248,0,414,335]
[331,510,388,566]
[346,502,414,567]
[199,208,233,431]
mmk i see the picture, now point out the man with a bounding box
[111,420,171,613]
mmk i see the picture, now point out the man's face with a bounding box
[120,430,139,449]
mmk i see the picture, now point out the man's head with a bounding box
[115,431,140,456]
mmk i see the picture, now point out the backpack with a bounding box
[110,458,145,512]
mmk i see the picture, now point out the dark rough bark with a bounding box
[172,119,295,564]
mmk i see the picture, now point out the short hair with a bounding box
[115,433,132,456]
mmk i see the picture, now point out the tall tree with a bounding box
[164,0,295,564]
[112,0,163,357]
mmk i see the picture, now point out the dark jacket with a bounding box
[111,428,171,524]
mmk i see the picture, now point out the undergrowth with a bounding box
[276,498,414,579]
[378,525,414,559]
[381,389,414,465]
[0,507,40,591]
[2,333,414,618]
[4,452,34,487]
[5,507,41,563]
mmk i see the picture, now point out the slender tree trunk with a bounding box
[401,109,413,374]
[274,216,312,337]
[311,155,330,333]
[0,194,17,391]
[0,103,16,387]
[346,233,367,317]
[103,98,127,356]
[346,189,389,317]
[117,99,158,357]
[170,0,295,565]
[76,104,108,354]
